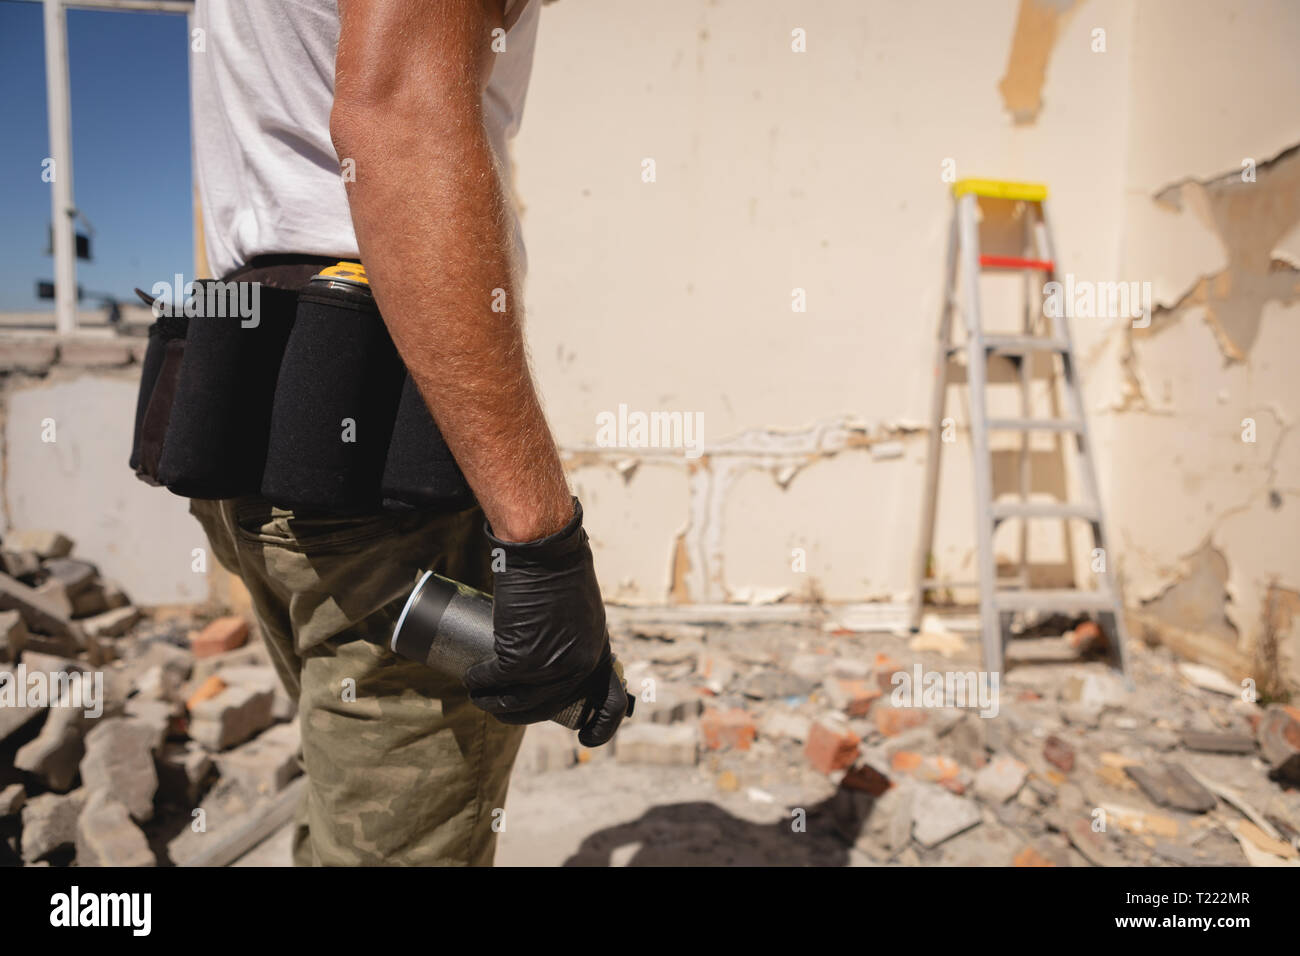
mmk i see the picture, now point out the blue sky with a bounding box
[0,1,192,312]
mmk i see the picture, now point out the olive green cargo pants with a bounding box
[189,496,524,866]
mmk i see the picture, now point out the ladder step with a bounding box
[991,501,1100,522]
[993,589,1117,612]
[986,418,1083,432]
[946,335,1070,357]
[983,334,1069,354]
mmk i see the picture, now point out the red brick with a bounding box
[186,674,227,711]
[874,706,928,737]
[1013,845,1057,867]
[804,720,860,774]
[191,616,249,658]
[872,654,904,691]
[1258,704,1300,783]
[842,764,891,796]
[1068,619,1107,655]
[1044,735,1075,772]
[834,678,882,717]
[916,755,961,785]
[891,752,962,791]
[698,707,757,751]
[891,751,923,773]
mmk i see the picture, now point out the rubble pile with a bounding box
[0,529,297,867]
[4,524,1298,867]
[514,618,1300,867]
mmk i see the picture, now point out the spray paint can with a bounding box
[388,573,633,732]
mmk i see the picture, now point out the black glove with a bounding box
[464,497,627,746]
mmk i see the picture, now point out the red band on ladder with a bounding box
[979,254,1055,272]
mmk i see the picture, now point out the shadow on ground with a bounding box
[562,791,866,866]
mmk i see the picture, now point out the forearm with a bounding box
[331,9,570,542]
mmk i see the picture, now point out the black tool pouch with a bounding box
[380,374,476,512]
[154,283,296,498]
[129,262,474,513]
[130,311,188,484]
[259,282,406,513]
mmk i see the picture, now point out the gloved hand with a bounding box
[464,497,628,746]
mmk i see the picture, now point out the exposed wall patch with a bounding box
[997,0,1084,125]
[1144,143,1300,361]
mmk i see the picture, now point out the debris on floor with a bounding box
[0,529,297,867]
[4,526,1298,867]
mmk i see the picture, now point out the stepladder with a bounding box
[909,178,1129,677]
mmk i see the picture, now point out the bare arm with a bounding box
[331,0,571,543]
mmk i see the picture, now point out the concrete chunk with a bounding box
[1125,762,1217,813]
[81,605,141,639]
[42,557,98,597]
[974,756,1027,805]
[615,723,698,766]
[6,530,74,560]
[190,643,269,683]
[515,721,577,774]
[0,782,26,816]
[0,571,81,641]
[76,790,155,867]
[912,784,982,848]
[214,721,302,797]
[0,608,28,662]
[217,664,293,722]
[0,550,42,579]
[13,690,97,791]
[124,696,182,751]
[20,789,88,862]
[81,718,159,821]
[189,684,275,750]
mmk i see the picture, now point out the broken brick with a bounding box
[825,677,881,717]
[698,707,756,751]
[1013,844,1058,867]
[875,705,928,737]
[191,616,249,658]
[804,718,860,774]
[843,763,891,796]
[1044,735,1075,772]
[186,674,228,711]
[1257,704,1300,784]
[891,751,924,773]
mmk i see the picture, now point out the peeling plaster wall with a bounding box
[511,1,1296,688]
[1107,0,1300,694]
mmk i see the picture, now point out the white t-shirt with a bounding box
[191,0,539,279]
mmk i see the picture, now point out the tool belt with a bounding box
[129,255,475,514]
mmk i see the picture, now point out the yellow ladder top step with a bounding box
[952,178,1048,202]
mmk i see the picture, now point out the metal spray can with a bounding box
[389,572,633,731]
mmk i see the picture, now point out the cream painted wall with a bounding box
[511,0,1298,686]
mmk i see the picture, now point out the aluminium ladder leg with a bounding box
[911,180,1129,678]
